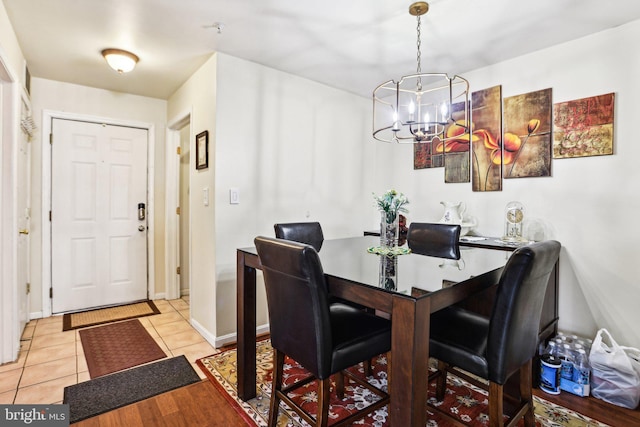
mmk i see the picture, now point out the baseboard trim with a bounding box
[190,318,270,349]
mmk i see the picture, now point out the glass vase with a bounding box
[379,255,398,291]
[380,212,399,248]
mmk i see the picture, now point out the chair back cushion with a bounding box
[274,222,324,251]
[407,222,461,259]
[488,240,561,383]
[254,236,331,378]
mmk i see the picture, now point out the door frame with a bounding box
[165,110,192,301]
[0,51,21,363]
[41,110,156,317]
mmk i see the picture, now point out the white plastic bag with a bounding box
[589,328,640,409]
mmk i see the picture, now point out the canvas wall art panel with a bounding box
[470,85,502,191]
[414,141,443,169]
[503,88,552,178]
[442,101,471,183]
[553,93,614,159]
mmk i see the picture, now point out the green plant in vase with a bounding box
[374,189,409,248]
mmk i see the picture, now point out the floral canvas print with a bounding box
[553,93,614,159]
[442,101,471,183]
[470,85,502,191]
[503,88,553,178]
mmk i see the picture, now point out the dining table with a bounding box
[236,235,511,426]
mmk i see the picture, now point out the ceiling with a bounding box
[4,0,640,100]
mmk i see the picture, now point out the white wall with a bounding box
[373,21,640,347]
[167,54,218,342]
[214,53,374,337]
[29,78,167,316]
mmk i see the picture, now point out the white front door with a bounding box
[51,119,148,313]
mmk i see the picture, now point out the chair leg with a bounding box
[363,359,372,376]
[268,350,285,427]
[335,371,345,399]
[316,378,332,427]
[489,382,504,427]
[435,360,448,401]
[520,359,535,427]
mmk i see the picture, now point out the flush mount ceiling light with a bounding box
[373,2,470,144]
[101,48,139,74]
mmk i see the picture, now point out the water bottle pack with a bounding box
[540,332,591,397]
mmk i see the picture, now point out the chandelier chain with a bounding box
[416,15,422,74]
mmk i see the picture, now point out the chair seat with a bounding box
[430,306,490,380]
[329,303,391,373]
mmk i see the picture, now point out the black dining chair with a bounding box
[254,236,391,427]
[427,240,561,427]
[407,222,461,259]
[274,221,324,251]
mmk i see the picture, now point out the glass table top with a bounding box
[241,235,511,298]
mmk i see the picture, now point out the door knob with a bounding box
[138,225,146,232]
[19,229,29,235]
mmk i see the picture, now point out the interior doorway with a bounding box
[178,124,191,297]
[165,113,191,302]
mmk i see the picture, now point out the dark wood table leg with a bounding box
[389,296,431,427]
[237,250,257,401]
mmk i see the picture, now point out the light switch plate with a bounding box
[203,187,209,206]
[230,188,240,204]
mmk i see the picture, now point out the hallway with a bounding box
[0,297,216,404]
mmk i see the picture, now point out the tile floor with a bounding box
[0,296,219,405]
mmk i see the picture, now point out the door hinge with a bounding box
[49,211,52,221]
[26,283,30,294]
[49,287,53,298]
[177,266,181,275]
[176,146,181,155]
[49,133,53,145]
[176,207,180,215]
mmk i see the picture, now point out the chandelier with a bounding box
[373,2,470,144]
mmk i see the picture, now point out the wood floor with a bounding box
[72,375,640,426]
[73,380,246,426]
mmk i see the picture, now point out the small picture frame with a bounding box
[195,130,209,170]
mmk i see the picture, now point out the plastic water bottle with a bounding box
[540,341,561,394]
[560,344,575,380]
[572,348,591,394]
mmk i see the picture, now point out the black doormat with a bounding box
[63,355,201,424]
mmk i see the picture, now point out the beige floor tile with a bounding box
[168,299,189,311]
[145,325,160,338]
[162,329,205,351]
[137,317,153,328]
[34,320,64,336]
[30,331,76,350]
[77,353,88,373]
[20,356,77,388]
[20,339,31,352]
[14,374,76,405]
[152,300,174,313]
[152,336,171,355]
[36,315,64,325]
[0,389,16,404]
[154,320,194,337]
[0,369,22,393]
[148,311,183,326]
[169,341,217,364]
[77,371,90,383]
[178,308,190,320]
[25,342,77,367]
[0,353,26,374]
[21,324,35,339]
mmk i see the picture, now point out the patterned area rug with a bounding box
[197,339,610,427]
[63,300,160,331]
[80,319,166,378]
